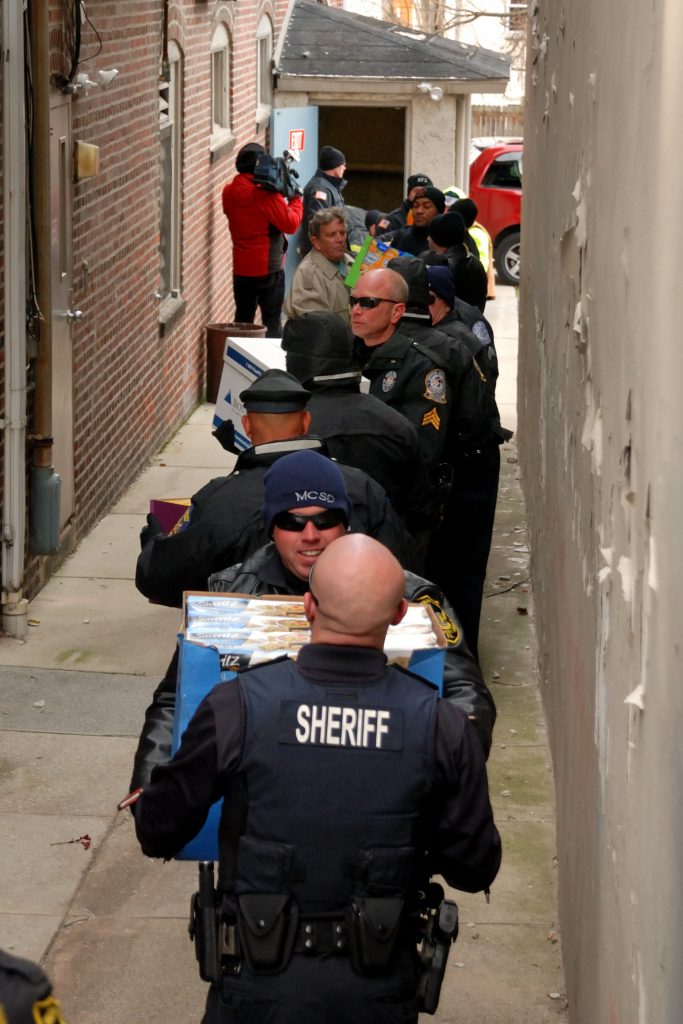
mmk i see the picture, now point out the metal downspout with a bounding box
[29,2,54,481]
[2,0,29,636]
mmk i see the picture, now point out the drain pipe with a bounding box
[29,0,61,560]
[2,0,29,637]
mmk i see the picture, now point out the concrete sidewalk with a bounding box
[0,287,567,1021]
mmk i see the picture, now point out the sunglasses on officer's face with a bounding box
[272,509,348,533]
[348,296,398,309]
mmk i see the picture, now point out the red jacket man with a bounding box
[222,142,303,337]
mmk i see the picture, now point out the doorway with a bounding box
[318,106,406,214]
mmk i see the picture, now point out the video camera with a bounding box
[253,148,302,200]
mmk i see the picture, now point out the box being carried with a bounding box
[212,337,287,451]
[172,592,446,860]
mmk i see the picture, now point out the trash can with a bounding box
[205,322,267,403]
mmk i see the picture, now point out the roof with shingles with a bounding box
[278,0,511,83]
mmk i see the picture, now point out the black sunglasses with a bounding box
[349,296,398,309]
[272,509,347,533]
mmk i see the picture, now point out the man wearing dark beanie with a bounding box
[222,141,304,336]
[426,212,489,312]
[388,186,446,257]
[300,145,347,255]
[385,173,433,233]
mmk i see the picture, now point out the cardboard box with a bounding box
[212,336,287,451]
[172,592,446,860]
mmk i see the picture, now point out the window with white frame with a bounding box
[508,1,527,34]
[211,23,232,149]
[256,14,273,117]
[159,41,183,304]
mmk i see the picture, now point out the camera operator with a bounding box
[222,142,304,337]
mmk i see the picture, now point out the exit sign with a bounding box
[288,129,305,152]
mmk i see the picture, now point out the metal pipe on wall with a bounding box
[2,0,29,636]
[29,0,54,465]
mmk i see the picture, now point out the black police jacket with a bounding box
[300,170,346,254]
[398,317,493,456]
[135,437,411,608]
[306,384,434,534]
[437,313,512,444]
[359,330,450,472]
[388,223,431,257]
[135,645,502,901]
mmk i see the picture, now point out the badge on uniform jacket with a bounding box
[314,190,328,200]
[424,369,447,404]
[382,370,397,393]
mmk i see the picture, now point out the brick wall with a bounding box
[2,0,290,598]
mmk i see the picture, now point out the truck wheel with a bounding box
[495,232,521,286]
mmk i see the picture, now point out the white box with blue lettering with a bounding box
[172,592,446,860]
[212,337,287,451]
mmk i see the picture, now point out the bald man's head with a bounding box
[306,535,407,645]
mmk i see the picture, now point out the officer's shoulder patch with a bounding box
[314,190,328,200]
[32,995,66,1024]
[472,320,490,344]
[414,593,461,646]
[423,369,447,404]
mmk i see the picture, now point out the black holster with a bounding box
[417,899,459,1014]
[345,896,405,975]
[236,893,299,974]
[188,862,222,985]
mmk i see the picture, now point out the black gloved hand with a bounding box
[140,513,165,549]
[212,418,238,453]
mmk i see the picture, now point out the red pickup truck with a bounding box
[469,143,522,286]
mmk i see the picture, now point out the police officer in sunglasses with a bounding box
[209,450,495,756]
[351,269,451,472]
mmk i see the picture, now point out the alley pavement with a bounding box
[0,286,567,1021]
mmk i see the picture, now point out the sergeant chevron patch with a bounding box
[422,407,441,431]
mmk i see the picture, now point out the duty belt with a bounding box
[293,918,348,956]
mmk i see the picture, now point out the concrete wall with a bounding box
[519,1,683,1021]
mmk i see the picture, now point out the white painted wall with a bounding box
[519,1,683,1020]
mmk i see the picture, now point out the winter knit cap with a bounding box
[428,212,466,248]
[426,265,455,309]
[261,450,352,535]
[451,197,478,228]
[407,173,432,191]
[319,146,346,171]
[235,142,265,174]
[411,186,446,213]
[386,256,431,316]
[364,209,392,233]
